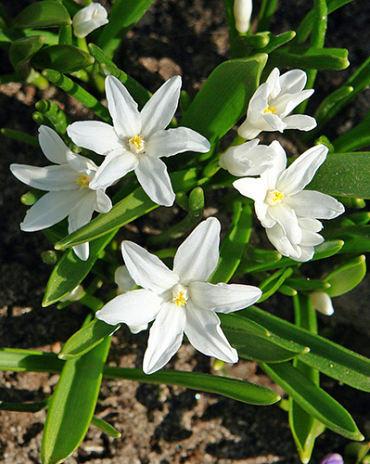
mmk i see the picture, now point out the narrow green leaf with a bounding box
[9,35,45,79]
[308,153,370,199]
[0,400,48,413]
[42,68,111,123]
[333,117,370,152]
[43,229,118,306]
[35,99,68,135]
[261,362,364,440]
[219,313,270,337]
[181,54,268,142]
[42,337,110,464]
[271,47,349,71]
[55,168,199,250]
[258,267,293,303]
[260,30,296,54]
[103,366,280,406]
[210,203,252,284]
[1,128,39,146]
[0,348,64,373]
[243,306,370,392]
[326,255,366,297]
[91,416,121,438]
[313,86,354,128]
[285,278,330,293]
[327,225,370,253]
[257,0,279,32]
[59,318,119,360]
[13,1,72,29]
[33,45,94,73]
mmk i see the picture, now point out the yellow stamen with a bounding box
[266,189,284,205]
[129,134,145,154]
[173,291,187,307]
[76,174,92,189]
[263,105,277,114]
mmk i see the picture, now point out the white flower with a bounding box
[96,218,262,374]
[234,0,252,33]
[238,68,317,140]
[72,2,108,39]
[233,142,345,262]
[10,125,112,261]
[219,138,274,177]
[67,75,211,207]
[309,291,334,316]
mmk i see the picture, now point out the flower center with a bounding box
[76,174,92,189]
[128,134,145,156]
[263,105,277,114]
[172,284,189,308]
[266,189,284,205]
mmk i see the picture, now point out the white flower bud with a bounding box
[234,0,253,33]
[309,291,335,316]
[73,2,108,39]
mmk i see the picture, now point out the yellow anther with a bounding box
[129,134,145,153]
[76,174,91,189]
[266,189,284,206]
[173,291,187,307]
[263,105,277,114]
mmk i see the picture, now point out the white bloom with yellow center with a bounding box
[67,75,211,207]
[96,218,262,374]
[10,125,112,261]
[233,142,345,262]
[72,2,108,39]
[238,68,317,140]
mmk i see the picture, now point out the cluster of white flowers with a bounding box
[220,67,345,262]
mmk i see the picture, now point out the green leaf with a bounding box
[0,400,48,413]
[91,416,121,438]
[41,338,111,464]
[0,348,64,373]
[97,0,155,56]
[243,306,370,392]
[260,30,296,54]
[55,168,199,250]
[43,229,118,306]
[35,99,68,134]
[13,1,72,29]
[271,47,349,71]
[9,35,45,79]
[327,225,370,253]
[219,313,270,337]
[285,278,330,293]
[333,117,370,152]
[33,45,94,73]
[261,362,364,440]
[308,153,370,199]
[210,203,252,284]
[258,267,293,303]
[181,54,268,142]
[313,85,354,130]
[59,318,119,360]
[103,366,280,406]
[326,255,366,297]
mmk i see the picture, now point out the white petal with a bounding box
[10,164,79,191]
[146,127,210,158]
[279,69,307,94]
[115,265,135,293]
[263,141,287,189]
[73,3,108,38]
[143,302,186,374]
[189,281,262,313]
[20,190,83,231]
[38,125,71,164]
[121,241,179,294]
[278,90,315,118]
[234,0,252,33]
[237,119,262,140]
[277,144,328,195]
[266,68,281,99]
[296,246,316,262]
[173,217,220,285]
[129,324,148,334]
[262,112,287,132]
[68,192,96,234]
[309,291,334,316]
[105,76,141,139]
[184,304,238,363]
[266,223,302,260]
[285,190,345,219]
[89,150,138,190]
[283,114,317,131]
[135,156,175,207]
[96,289,162,326]
[67,121,123,155]
[73,243,89,261]
[94,189,112,213]
[269,203,302,244]
[233,177,267,202]
[66,152,98,175]
[141,76,182,138]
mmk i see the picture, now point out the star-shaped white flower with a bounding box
[238,68,317,140]
[72,2,109,39]
[67,75,211,207]
[96,218,262,374]
[219,138,274,177]
[10,125,112,261]
[233,142,345,262]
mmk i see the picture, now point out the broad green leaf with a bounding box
[327,225,370,253]
[59,318,119,360]
[98,0,155,56]
[262,362,364,440]
[326,255,366,297]
[13,1,72,29]
[9,35,45,79]
[41,337,111,464]
[243,306,370,392]
[272,47,349,71]
[219,313,270,337]
[103,366,280,406]
[308,153,370,199]
[55,168,199,250]
[0,348,280,406]
[181,54,267,142]
[210,203,252,284]
[43,229,118,306]
[33,45,94,73]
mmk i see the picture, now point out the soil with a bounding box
[0,1,370,464]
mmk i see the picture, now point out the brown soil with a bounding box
[1,1,370,463]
